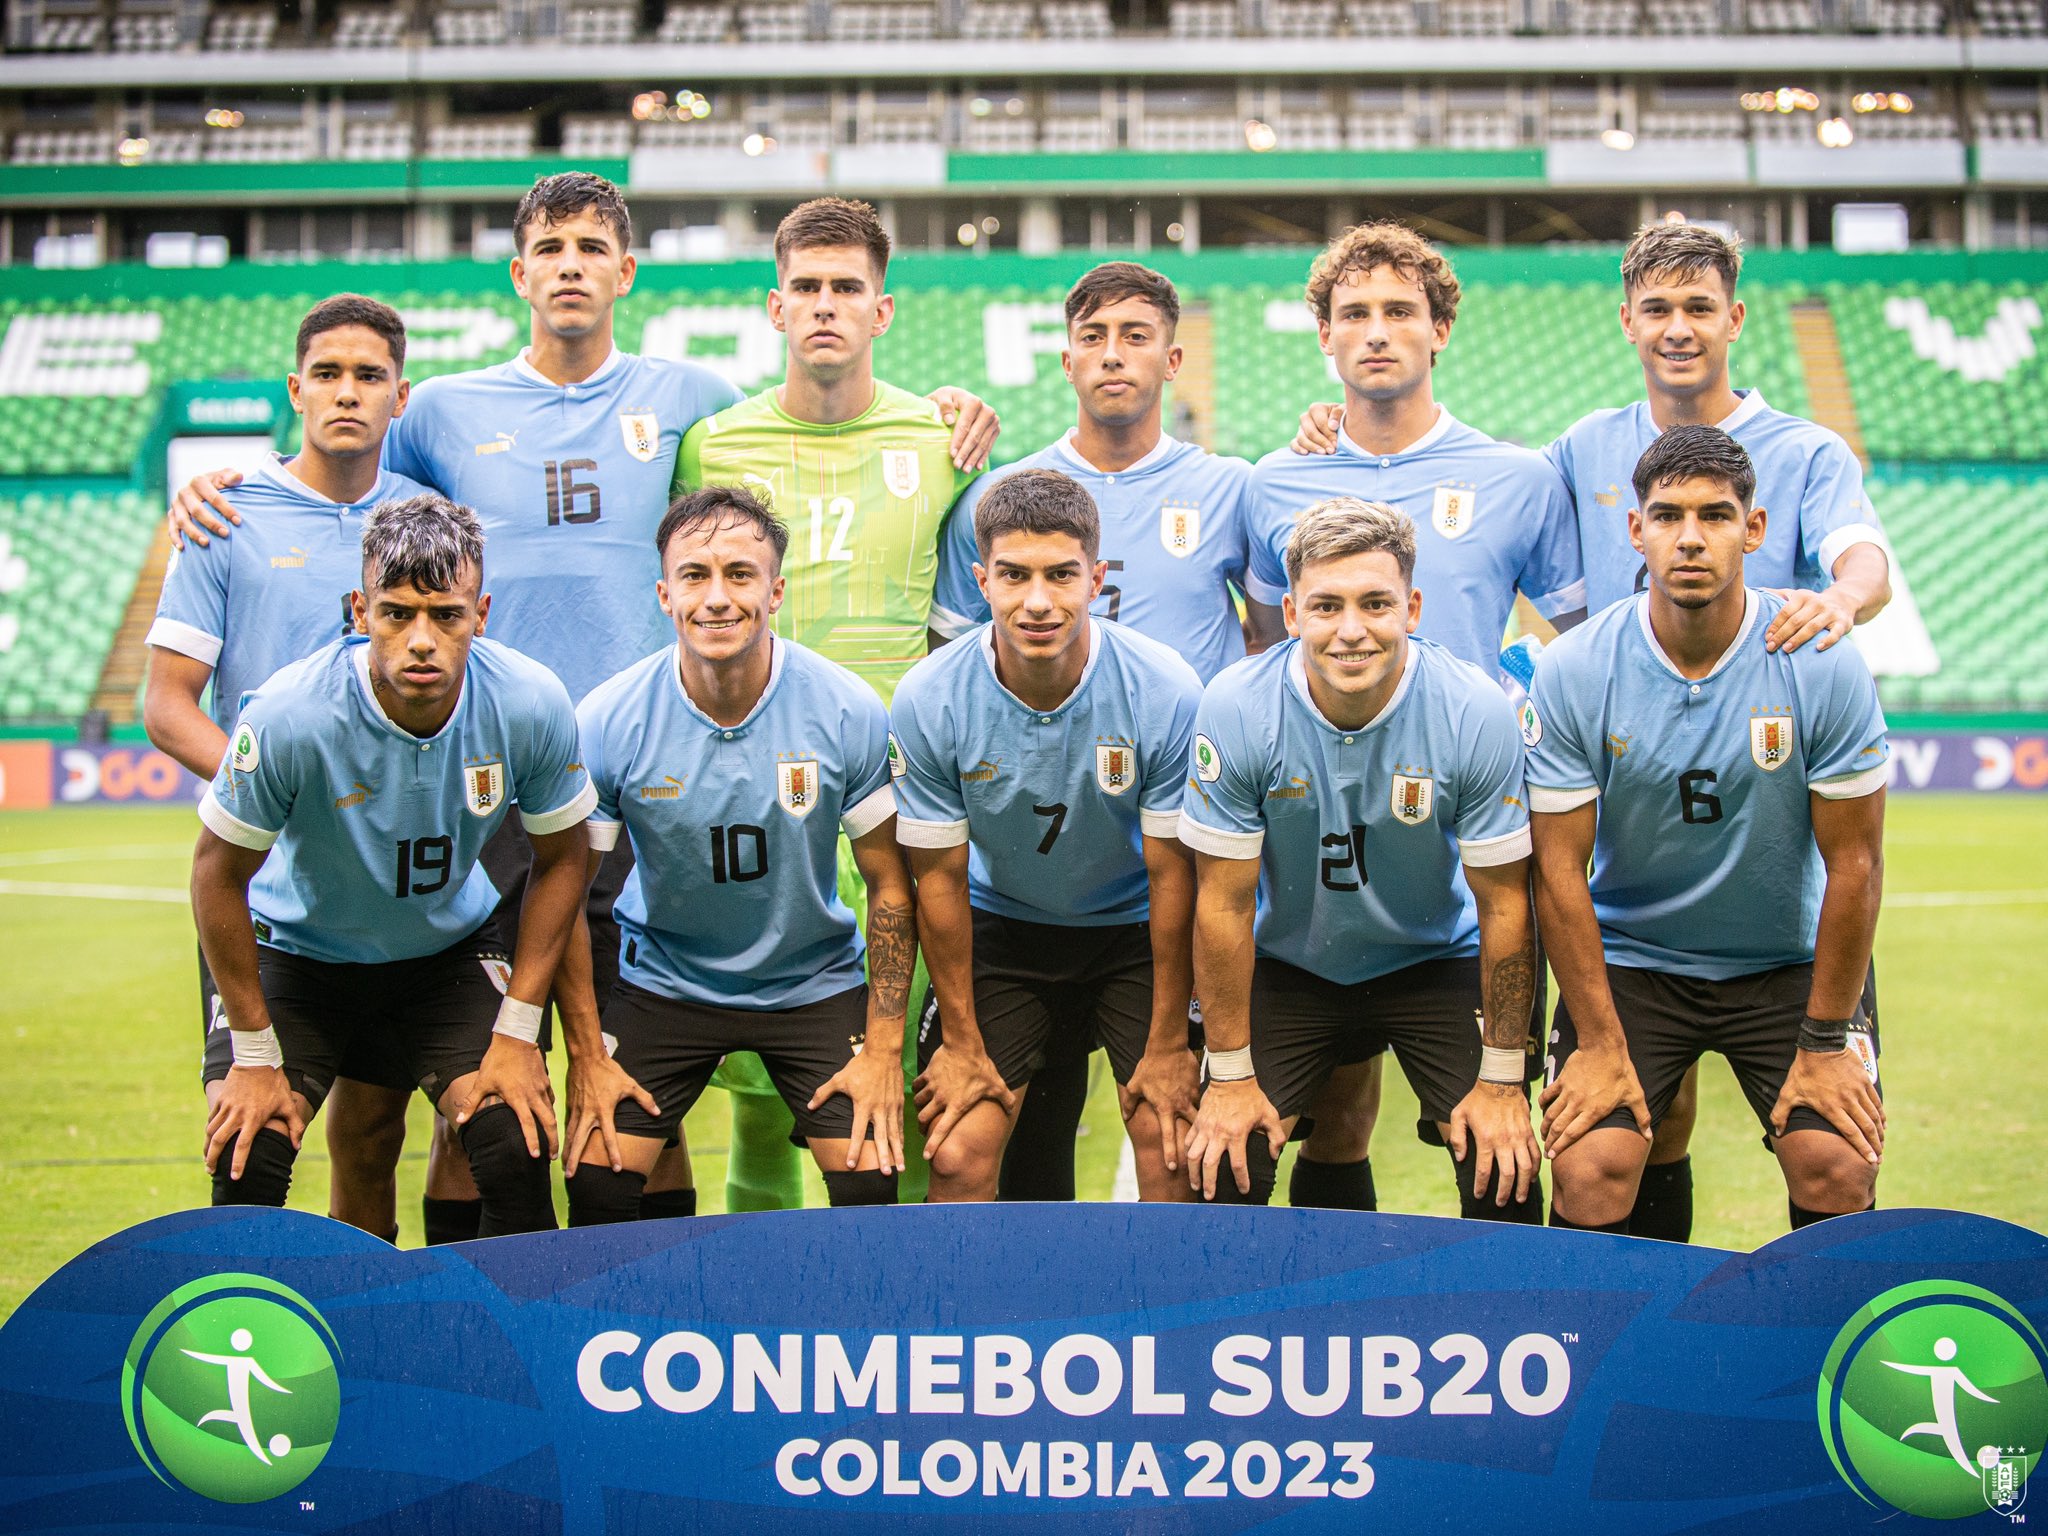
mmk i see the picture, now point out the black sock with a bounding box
[638,1186,699,1220]
[1550,1206,1630,1234]
[210,1127,296,1208]
[999,1053,1088,1201]
[1789,1197,1874,1230]
[457,1102,557,1236]
[1287,1154,1377,1211]
[422,1194,482,1246]
[1628,1156,1694,1243]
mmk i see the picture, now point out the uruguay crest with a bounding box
[1159,500,1201,559]
[1390,773,1435,824]
[1096,743,1136,796]
[464,760,505,817]
[882,449,921,499]
[619,411,659,464]
[1432,483,1477,540]
[1750,714,1794,772]
[778,759,821,819]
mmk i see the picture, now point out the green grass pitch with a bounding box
[2,796,2043,1319]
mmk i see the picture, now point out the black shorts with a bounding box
[916,910,1180,1091]
[1332,948,1547,1086]
[199,943,414,1093]
[201,922,511,1112]
[604,979,871,1144]
[1545,961,1881,1143]
[1246,955,1486,1131]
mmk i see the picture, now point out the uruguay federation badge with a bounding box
[1390,773,1435,824]
[882,449,921,499]
[619,411,659,464]
[1096,743,1136,796]
[1159,500,1201,559]
[1432,483,1477,540]
[779,759,821,819]
[465,760,505,816]
[1750,714,1794,772]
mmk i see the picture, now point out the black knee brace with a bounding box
[1628,1156,1695,1243]
[1288,1154,1377,1212]
[823,1168,899,1207]
[999,1055,1088,1201]
[1789,1197,1874,1230]
[1199,1139,1279,1206]
[566,1164,648,1227]
[456,1103,557,1236]
[1550,1207,1630,1235]
[211,1126,297,1208]
[1449,1145,1544,1225]
[422,1195,482,1246]
[637,1186,698,1221]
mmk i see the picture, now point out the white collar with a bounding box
[351,639,466,741]
[1714,389,1767,433]
[978,619,1104,714]
[1286,640,1419,735]
[670,635,786,730]
[512,345,624,388]
[1335,404,1455,461]
[1633,588,1760,683]
[1052,429,1179,477]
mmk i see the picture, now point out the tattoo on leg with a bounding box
[1484,945,1536,1051]
[868,899,917,1020]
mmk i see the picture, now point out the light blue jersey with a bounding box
[147,454,438,731]
[1245,411,1585,676]
[1178,638,1531,985]
[1544,390,1886,616]
[929,432,1256,683]
[381,348,743,701]
[578,639,896,1009]
[892,619,1201,925]
[199,635,595,965]
[1523,588,1889,979]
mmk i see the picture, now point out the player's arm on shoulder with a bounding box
[1522,469,1590,633]
[167,465,248,549]
[927,385,1000,472]
[1769,449,1893,652]
[929,476,991,648]
[1291,400,1344,455]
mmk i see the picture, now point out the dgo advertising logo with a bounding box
[1820,1281,2048,1521]
[121,1274,341,1504]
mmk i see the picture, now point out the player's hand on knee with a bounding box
[912,1045,1015,1158]
[1771,1049,1885,1165]
[1451,1082,1539,1206]
[1184,1078,1284,1199]
[460,1037,560,1161]
[563,1055,658,1176]
[204,1065,305,1178]
[168,467,245,549]
[1539,1046,1651,1159]
[1290,401,1344,456]
[1763,586,1856,654]
[929,387,1000,471]
[1119,1046,1201,1174]
[811,1045,905,1175]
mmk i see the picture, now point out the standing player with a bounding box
[1528,427,1887,1235]
[928,260,1257,1200]
[1537,221,1893,1242]
[190,495,593,1235]
[145,294,436,1237]
[559,486,914,1219]
[1179,498,1541,1217]
[891,470,1204,1203]
[1245,223,1584,1213]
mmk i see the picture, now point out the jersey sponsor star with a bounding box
[576,638,895,1010]
[1177,637,1531,985]
[198,634,594,965]
[890,619,1200,926]
[930,431,1256,683]
[676,381,980,704]
[1522,587,1889,978]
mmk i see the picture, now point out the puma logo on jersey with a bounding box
[640,775,687,800]
[475,430,520,456]
[269,546,307,569]
[1265,776,1311,801]
[333,780,373,810]
[960,758,1003,784]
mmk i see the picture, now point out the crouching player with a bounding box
[1530,426,1888,1234]
[1179,497,1541,1216]
[892,469,1205,1203]
[190,495,592,1234]
[559,486,914,1219]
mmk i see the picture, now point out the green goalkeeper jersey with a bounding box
[676,381,980,703]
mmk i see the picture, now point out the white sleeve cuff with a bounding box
[1139,806,1184,838]
[926,604,979,641]
[841,783,897,840]
[520,779,599,835]
[1245,574,1287,607]
[1811,761,1888,800]
[896,815,970,849]
[1818,523,1886,580]
[1532,578,1587,618]
[146,617,224,667]
[1529,784,1601,813]
[198,793,279,851]
[586,817,623,853]
[1459,824,1533,867]
[1177,812,1264,859]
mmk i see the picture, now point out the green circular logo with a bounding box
[122,1274,342,1504]
[1819,1280,2048,1519]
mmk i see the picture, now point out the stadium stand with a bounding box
[0,487,157,720]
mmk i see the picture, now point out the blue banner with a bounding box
[2,1205,2044,1532]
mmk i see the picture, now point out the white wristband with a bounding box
[230,1024,284,1070]
[1207,1046,1255,1083]
[493,996,545,1044]
[1480,1046,1525,1085]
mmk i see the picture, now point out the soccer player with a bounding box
[1537,221,1893,1242]
[144,294,437,1237]
[891,469,1204,1204]
[1178,497,1541,1218]
[559,486,913,1218]
[1245,222,1584,1213]
[1528,426,1888,1236]
[929,260,1257,1200]
[189,494,594,1235]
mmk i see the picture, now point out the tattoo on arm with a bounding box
[1484,943,1536,1051]
[867,899,917,1018]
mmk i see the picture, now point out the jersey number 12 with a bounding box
[807,496,856,564]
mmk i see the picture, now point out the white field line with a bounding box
[0,844,189,869]
[1886,889,2048,908]
[0,878,187,904]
